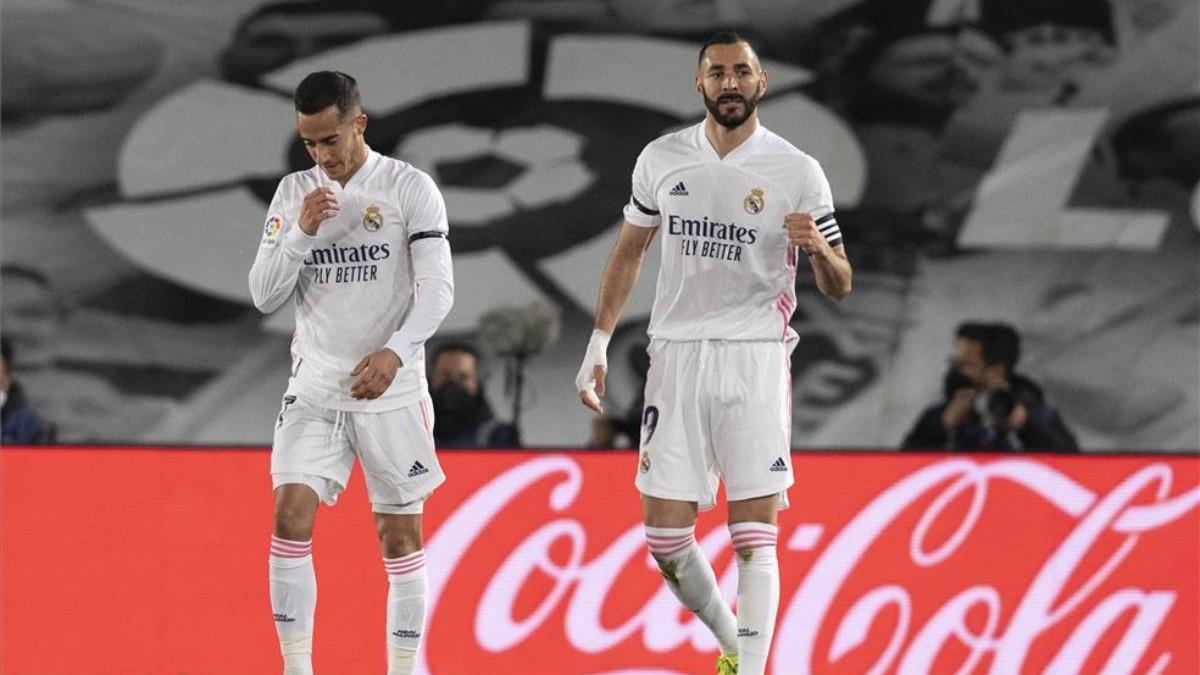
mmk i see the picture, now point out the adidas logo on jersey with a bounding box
[668,181,688,196]
[770,457,788,472]
[408,461,429,478]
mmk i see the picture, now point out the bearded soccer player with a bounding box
[249,71,454,675]
[575,31,852,675]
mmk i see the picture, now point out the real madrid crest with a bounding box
[639,452,651,474]
[362,204,383,232]
[743,187,765,215]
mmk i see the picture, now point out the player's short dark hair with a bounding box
[698,30,753,66]
[0,336,11,365]
[294,71,361,119]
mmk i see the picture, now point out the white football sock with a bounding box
[645,525,737,655]
[729,522,780,675]
[384,550,428,675]
[269,536,316,675]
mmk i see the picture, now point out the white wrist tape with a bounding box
[575,329,611,393]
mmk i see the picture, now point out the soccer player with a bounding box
[575,31,852,675]
[249,71,454,675]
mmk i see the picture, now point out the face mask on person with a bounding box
[942,367,976,399]
[430,381,484,437]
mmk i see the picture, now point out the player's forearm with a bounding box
[248,228,312,313]
[385,239,454,365]
[593,233,649,333]
[809,248,852,302]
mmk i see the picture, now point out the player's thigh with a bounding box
[641,493,699,528]
[635,340,719,508]
[353,396,446,509]
[712,341,794,503]
[271,394,355,503]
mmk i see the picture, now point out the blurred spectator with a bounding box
[1,337,52,444]
[901,322,1078,451]
[429,342,519,448]
[586,339,651,448]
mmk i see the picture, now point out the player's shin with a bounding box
[269,536,316,675]
[645,525,738,655]
[384,550,427,675]
[729,522,779,675]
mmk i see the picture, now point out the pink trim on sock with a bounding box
[646,530,695,557]
[384,552,426,576]
[270,536,312,558]
[730,524,778,553]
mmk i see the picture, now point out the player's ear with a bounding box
[355,112,368,135]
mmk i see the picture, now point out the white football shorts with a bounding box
[270,391,444,514]
[635,338,795,512]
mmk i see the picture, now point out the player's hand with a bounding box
[299,187,339,236]
[784,212,829,257]
[351,348,402,400]
[575,329,611,414]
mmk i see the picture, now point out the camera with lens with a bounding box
[974,388,1016,429]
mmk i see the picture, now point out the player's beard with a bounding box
[704,87,762,129]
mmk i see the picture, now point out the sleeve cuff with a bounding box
[385,335,420,367]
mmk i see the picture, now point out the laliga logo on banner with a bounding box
[82,21,865,334]
[418,456,1197,674]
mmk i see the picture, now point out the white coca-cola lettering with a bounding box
[418,456,583,675]
[991,463,1182,674]
[777,460,1197,674]
[829,585,911,674]
[417,456,1197,674]
[476,520,586,650]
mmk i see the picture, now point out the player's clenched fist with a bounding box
[784,212,828,257]
[299,187,339,235]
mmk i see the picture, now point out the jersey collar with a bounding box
[326,146,379,191]
[696,122,765,163]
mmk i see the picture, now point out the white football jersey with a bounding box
[623,122,841,341]
[249,149,452,411]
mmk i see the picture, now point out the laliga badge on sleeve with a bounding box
[262,214,283,247]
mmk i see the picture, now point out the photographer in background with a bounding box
[1,336,52,444]
[429,342,519,449]
[901,322,1078,451]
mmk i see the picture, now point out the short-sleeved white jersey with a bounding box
[249,149,451,411]
[622,122,841,342]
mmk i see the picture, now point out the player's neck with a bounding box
[703,116,758,159]
[336,144,370,187]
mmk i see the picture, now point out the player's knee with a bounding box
[273,502,316,540]
[377,519,422,557]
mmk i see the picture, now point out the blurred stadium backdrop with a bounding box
[1,0,1197,450]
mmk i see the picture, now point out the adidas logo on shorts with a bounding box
[769,457,788,472]
[668,181,688,196]
[408,461,429,478]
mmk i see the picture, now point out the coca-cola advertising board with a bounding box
[2,447,1197,673]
